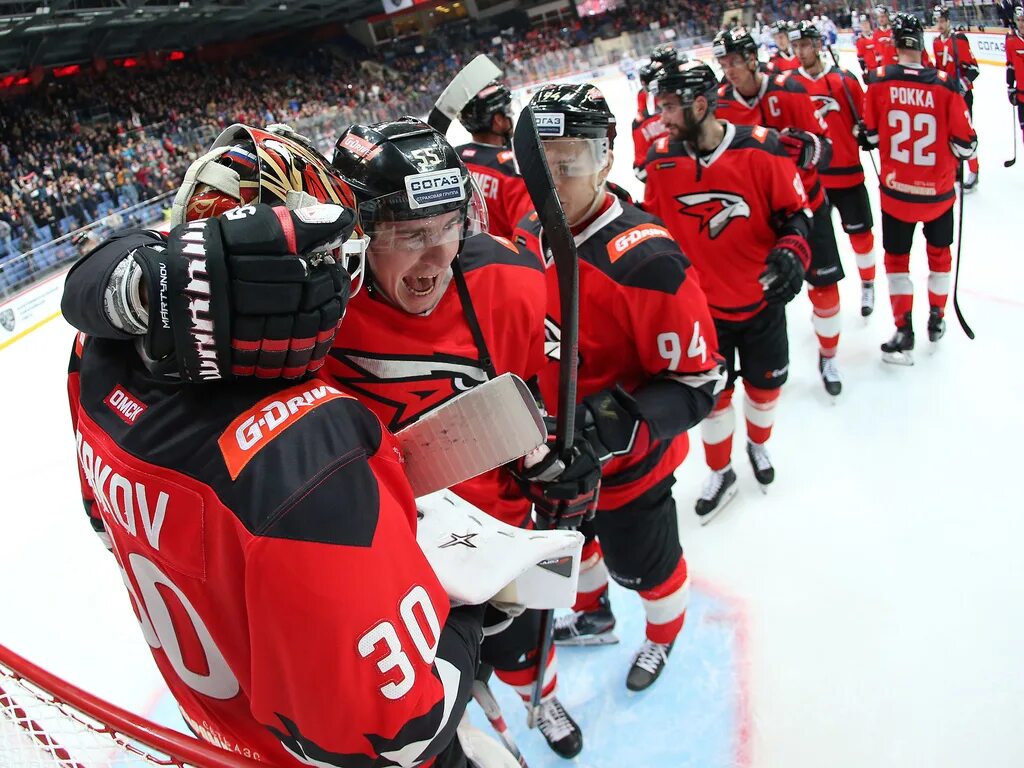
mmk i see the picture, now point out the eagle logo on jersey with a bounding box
[674,192,751,239]
[810,94,841,118]
[330,350,488,431]
[544,317,561,360]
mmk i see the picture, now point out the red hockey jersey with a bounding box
[513,195,723,509]
[857,34,881,71]
[642,123,812,323]
[874,27,933,67]
[1006,30,1024,99]
[632,90,667,174]
[864,64,977,222]
[792,64,867,188]
[932,32,979,92]
[768,49,801,73]
[68,336,480,768]
[715,72,831,210]
[325,233,547,527]
[455,142,534,240]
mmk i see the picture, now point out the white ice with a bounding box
[2,50,1023,768]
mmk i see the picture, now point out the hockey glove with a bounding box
[576,386,646,462]
[512,439,602,531]
[132,203,355,381]
[1010,88,1020,107]
[760,238,807,305]
[852,124,875,152]
[779,128,825,170]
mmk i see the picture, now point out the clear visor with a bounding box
[540,137,611,178]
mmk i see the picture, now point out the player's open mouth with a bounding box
[402,274,439,297]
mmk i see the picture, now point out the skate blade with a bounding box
[554,632,620,647]
[882,350,914,366]
[697,484,739,526]
[758,483,770,495]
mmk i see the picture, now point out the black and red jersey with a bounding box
[642,122,812,323]
[455,142,534,240]
[632,90,668,173]
[325,233,547,527]
[791,64,867,189]
[1009,30,1024,98]
[864,64,977,222]
[933,32,979,92]
[715,71,832,210]
[857,34,881,72]
[768,49,801,73]
[67,335,479,768]
[513,195,724,509]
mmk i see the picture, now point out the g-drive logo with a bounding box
[534,113,565,137]
[405,169,466,210]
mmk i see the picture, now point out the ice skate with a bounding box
[626,640,673,692]
[535,696,583,758]
[927,307,946,342]
[819,354,842,398]
[694,466,738,524]
[553,590,618,646]
[881,320,915,365]
[746,440,774,490]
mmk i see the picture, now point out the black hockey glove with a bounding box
[132,203,356,381]
[1009,87,1019,106]
[760,236,808,305]
[852,124,875,152]
[575,386,645,462]
[512,438,602,531]
[779,128,825,170]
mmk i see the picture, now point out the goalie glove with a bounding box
[132,203,356,381]
[779,128,825,170]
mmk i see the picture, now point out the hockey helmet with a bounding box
[654,60,720,109]
[529,83,616,177]
[712,27,759,60]
[792,20,823,41]
[639,62,658,88]
[650,43,681,66]
[331,117,487,249]
[891,12,925,50]
[458,80,514,135]
[933,5,951,20]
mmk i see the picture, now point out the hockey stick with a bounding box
[950,36,975,340]
[512,106,580,730]
[472,670,529,768]
[826,44,880,179]
[427,54,503,134]
[396,373,546,497]
[1006,105,1019,167]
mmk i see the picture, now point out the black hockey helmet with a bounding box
[331,117,487,239]
[529,83,616,142]
[771,20,794,35]
[654,60,720,109]
[712,27,759,60]
[458,80,513,134]
[650,43,680,65]
[639,62,658,87]
[891,12,925,50]
[792,20,822,41]
[933,4,950,20]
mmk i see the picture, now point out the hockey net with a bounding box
[0,644,264,768]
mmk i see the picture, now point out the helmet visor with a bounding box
[540,137,610,178]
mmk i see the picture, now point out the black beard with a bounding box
[680,106,705,145]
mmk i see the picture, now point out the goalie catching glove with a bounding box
[126,203,356,381]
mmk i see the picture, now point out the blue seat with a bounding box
[36,224,53,243]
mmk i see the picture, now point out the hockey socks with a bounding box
[701,387,736,471]
[809,284,841,359]
[573,539,610,613]
[884,251,913,326]
[926,244,952,317]
[744,386,780,446]
[496,645,558,702]
[640,556,689,644]
[849,231,876,282]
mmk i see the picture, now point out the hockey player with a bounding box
[633,45,681,181]
[856,14,881,75]
[933,6,981,189]
[873,5,895,61]
[790,21,878,316]
[713,26,845,397]
[513,83,725,691]
[65,190,495,767]
[60,119,589,759]
[863,12,977,363]
[644,59,812,519]
[1007,6,1024,144]
[456,81,535,240]
[768,21,801,72]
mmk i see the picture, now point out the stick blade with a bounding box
[396,373,545,496]
[427,54,503,134]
